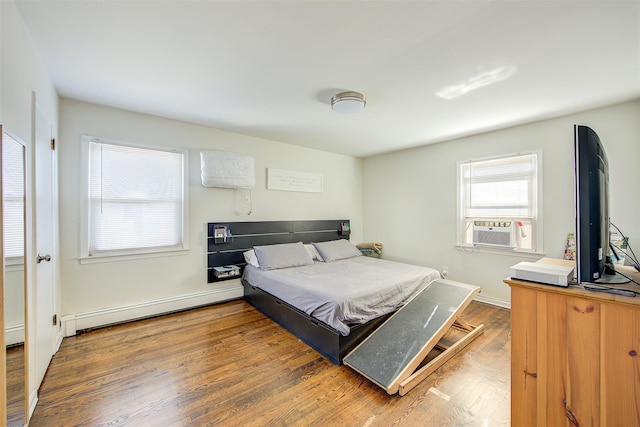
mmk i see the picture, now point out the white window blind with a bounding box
[88,139,186,256]
[463,154,536,217]
[2,132,25,259]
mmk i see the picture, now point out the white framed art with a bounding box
[266,168,323,193]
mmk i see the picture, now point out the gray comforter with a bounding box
[242,256,441,335]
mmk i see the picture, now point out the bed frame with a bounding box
[243,280,392,365]
[207,219,390,365]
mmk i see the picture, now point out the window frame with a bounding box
[79,135,189,263]
[456,150,543,255]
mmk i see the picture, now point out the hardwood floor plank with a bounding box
[6,345,25,427]
[28,300,510,426]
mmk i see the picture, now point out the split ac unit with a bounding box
[472,220,514,248]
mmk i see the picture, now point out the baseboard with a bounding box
[29,390,38,421]
[474,294,511,309]
[62,282,244,336]
[55,328,64,352]
[5,322,25,346]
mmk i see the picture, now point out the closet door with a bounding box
[33,103,56,389]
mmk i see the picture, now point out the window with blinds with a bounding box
[83,137,187,258]
[458,151,541,252]
[2,132,25,262]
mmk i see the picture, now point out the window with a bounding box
[457,151,541,253]
[82,136,188,260]
[2,132,25,263]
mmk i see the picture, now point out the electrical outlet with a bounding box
[442,266,449,277]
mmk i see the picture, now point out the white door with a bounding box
[34,102,55,387]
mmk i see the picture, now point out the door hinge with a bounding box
[53,314,58,326]
[51,138,56,150]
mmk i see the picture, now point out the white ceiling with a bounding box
[15,1,640,158]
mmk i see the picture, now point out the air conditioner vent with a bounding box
[473,220,514,248]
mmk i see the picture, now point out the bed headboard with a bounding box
[206,219,351,283]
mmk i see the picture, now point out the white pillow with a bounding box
[243,249,260,268]
[245,244,322,268]
[312,239,362,263]
[304,244,324,261]
[254,242,314,271]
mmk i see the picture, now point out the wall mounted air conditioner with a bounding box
[472,220,514,248]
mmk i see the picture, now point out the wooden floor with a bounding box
[6,345,25,427]
[29,299,511,426]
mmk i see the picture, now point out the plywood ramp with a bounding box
[344,279,484,396]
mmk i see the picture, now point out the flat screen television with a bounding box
[574,125,628,284]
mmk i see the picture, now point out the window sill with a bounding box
[455,244,545,260]
[5,256,24,268]
[79,248,189,264]
[5,262,25,272]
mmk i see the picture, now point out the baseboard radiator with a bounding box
[61,282,243,336]
[5,323,25,346]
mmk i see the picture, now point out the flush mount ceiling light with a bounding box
[331,91,366,113]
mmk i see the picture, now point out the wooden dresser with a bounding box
[504,262,640,426]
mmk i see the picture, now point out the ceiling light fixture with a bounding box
[331,91,366,113]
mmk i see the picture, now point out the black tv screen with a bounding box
[574,125,627,284]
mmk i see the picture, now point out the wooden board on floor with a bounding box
[343,279,484,395]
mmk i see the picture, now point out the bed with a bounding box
[206,220,441,364]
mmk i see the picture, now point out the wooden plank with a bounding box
[600,303,640,425]
[343,279,481,394]
[510,286,537,427]
[566,295,600,425]
[536,290,567,426]
[398,322,484,395]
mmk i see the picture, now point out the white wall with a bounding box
[363,100,640,307]
[58,99,363,328]
[0,1,58,144]
[1,0,60,417]
[1,1,60,328]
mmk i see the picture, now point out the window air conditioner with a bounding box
[472,220,514,248]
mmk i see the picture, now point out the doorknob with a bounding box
[37,253,52,263]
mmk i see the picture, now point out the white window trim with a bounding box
[456,150,544,256]
[79,135,189,263]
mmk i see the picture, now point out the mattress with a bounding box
[242,256,441,335]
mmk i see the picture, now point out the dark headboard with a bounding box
[206,219,351,283]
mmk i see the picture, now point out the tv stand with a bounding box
[505,260,640,426]
[594,263,631,284]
